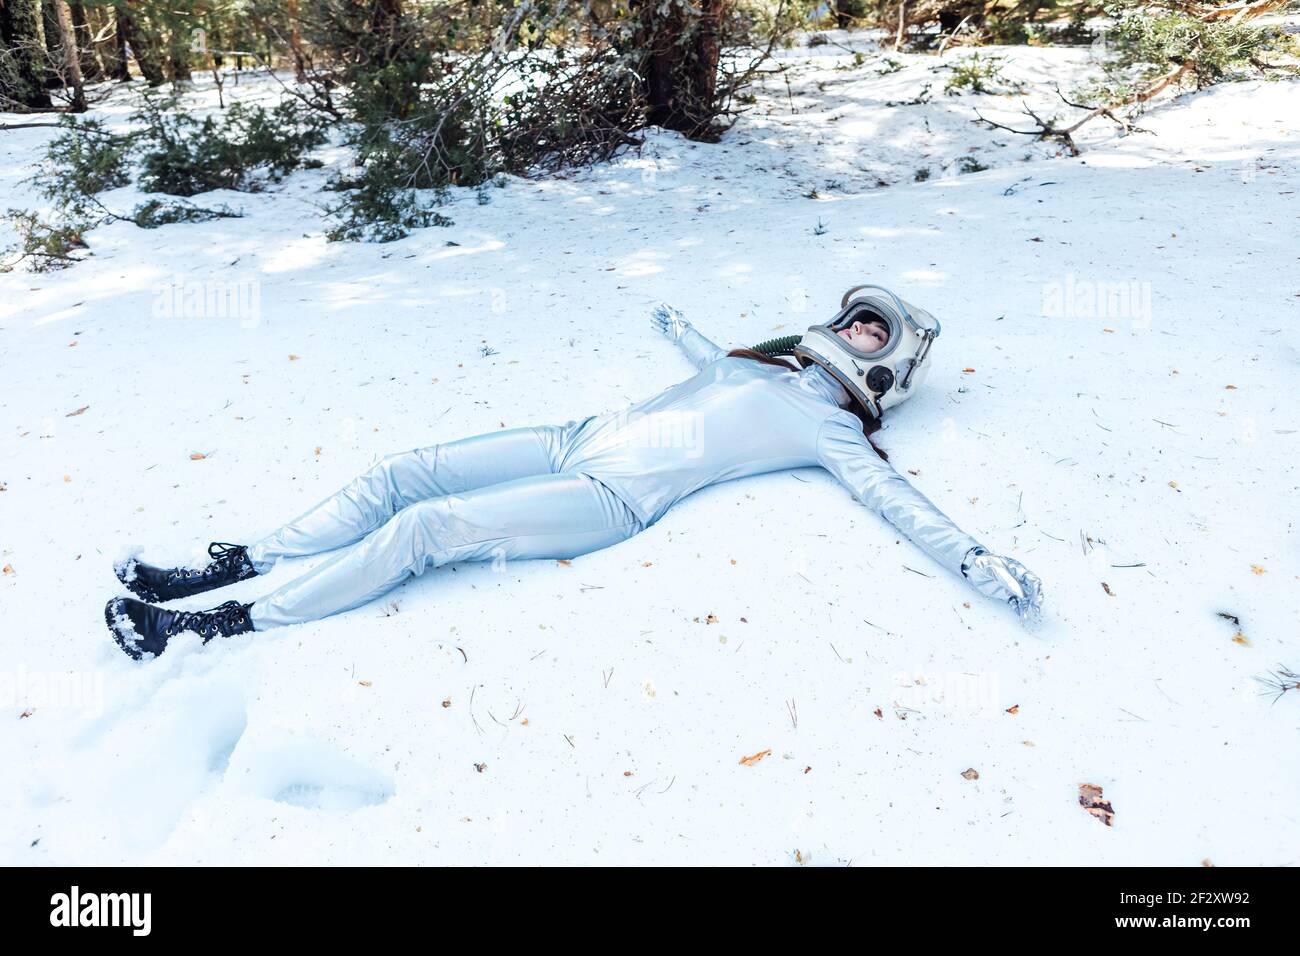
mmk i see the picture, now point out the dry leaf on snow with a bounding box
[739,748,772,767]
[961,768,980,780]
[1079,783,1115,827]
[65,406,89,417]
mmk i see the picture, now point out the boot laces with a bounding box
[164,601,250,639]
[166,543,251,585]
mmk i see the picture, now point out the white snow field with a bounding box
[1,36,1297,866]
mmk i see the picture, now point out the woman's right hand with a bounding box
[650,302,690,342]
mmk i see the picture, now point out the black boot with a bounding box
[105,596,255,660]
[115,542,259,603]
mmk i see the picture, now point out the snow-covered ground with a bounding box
[1,36,1297,866]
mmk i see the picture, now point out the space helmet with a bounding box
[756,284,941,420]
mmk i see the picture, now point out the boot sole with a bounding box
[105,598,146,661]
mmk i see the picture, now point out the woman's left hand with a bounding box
[650,302,690,341]
[961,548,1044,621]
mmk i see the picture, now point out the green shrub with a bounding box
[129,199,242,229]
[324,165,453,243]
[1071,3,1298,106]
[1,210,90,272]
[30,117,132,215]
[944,54,1016,95]
[133,94,329,196]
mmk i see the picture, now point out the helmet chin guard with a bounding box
[792,284,941,420]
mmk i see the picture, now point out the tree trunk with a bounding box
[95,4,131,80]
[287,0,306,81]
[633,0,725,139]
[691,0,723,122]
[371,0,402,38]
[67,0,102,81]
[40,0,65,86]
[52,0,85,108]
[117,1,165,85]
[635,0,685,129]
[0,0,55,108]
[165,0,194,83]
[207,20,222,68]
[371,0,404,65]
[169,46,191,83]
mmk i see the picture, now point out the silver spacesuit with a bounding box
[245,314,1041,629]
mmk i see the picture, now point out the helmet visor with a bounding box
[826,301,896,358]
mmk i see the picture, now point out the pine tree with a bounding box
[0,0,54,108]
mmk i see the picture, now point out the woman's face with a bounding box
[837,318,889,353]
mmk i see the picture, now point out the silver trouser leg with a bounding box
[245,424,580,573]
[248,473,642,629]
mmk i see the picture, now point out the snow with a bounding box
[1,35,1297,865]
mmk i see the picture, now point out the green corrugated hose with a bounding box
[750,334,803,357]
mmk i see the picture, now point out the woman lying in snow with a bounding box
[106,285,1044,659]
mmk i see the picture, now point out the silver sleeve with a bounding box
[816,412,984,581]
[677,324,728,369]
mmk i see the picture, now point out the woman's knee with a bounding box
[350,449,427,513]
[366,495,470,565]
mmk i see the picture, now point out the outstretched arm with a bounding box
[650,303,728,370]
[816,411,1043,619]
